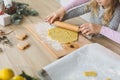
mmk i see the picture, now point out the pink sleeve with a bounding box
[62,0,89,11]
[100,26,120,44]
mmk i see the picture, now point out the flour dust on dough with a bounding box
[48,27,78,43]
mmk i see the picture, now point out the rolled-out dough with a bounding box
[48,27,78,43]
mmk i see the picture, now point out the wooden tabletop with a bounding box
[0,0,120,78]
[0,0,59,77]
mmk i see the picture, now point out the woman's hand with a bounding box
[45,7,66,24]
[79,23,102,35]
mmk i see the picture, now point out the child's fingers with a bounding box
[80,23,89,27]
[82,28,90,34]
[80,24,89,31]
[80,26,89,32]
[45,15,50,20]
[45,14,53,22]
[59,15,64,21]
[80,27,86,31]
[47,17,53,23]
[80,24,86,28]
[48,16,54,23]
[45,12,57,23]
[50,14,58,23]
[85,31,91,36]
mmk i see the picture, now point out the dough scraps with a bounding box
[48,27,78,43]
[83,71,97,77]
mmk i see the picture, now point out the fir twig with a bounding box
[11,2,39,24]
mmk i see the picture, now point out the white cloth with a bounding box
[44,43,120,80]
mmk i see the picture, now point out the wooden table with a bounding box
[0,0,120,78]
[0,0,59,77]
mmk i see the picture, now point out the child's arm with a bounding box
[45,0,89,23]
[108,6,120,30]
[63,2,90,20]
[62,0,89,11]
[80,23,120,44]
[100,26,120,44]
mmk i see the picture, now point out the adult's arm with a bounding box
[62,0,89,11]
[100,26,120,44]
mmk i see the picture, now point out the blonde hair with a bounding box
[88,0,120,25]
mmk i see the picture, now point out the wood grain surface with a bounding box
[0,0,120,78]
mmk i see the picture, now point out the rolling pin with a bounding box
[53,21,92,39]
[53,21,79,32]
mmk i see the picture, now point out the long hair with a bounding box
[89,0,120,25]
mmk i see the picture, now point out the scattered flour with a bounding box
[35,22,63,51]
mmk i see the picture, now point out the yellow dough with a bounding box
[83,71,97,77]
[48,27,78,43]
[106,78,111,80]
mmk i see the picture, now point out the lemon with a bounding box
[0,68,14,80]
[12,76,25,80]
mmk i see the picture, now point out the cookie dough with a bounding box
[15,33,27,40]
[106,78,111,80]
[48,27,78,43]
[17,41,30,50]
[84,71,97,77]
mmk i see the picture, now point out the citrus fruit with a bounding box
[0,68,14,80]
[12,76,25,80]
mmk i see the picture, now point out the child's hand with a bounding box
[79,23,102,35]
[45,7,66,24]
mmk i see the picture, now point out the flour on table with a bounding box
[35,22,63,50]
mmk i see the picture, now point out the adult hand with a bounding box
[45,7,66,24]
[79,23,102,35]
